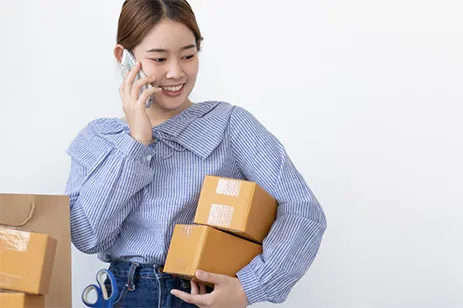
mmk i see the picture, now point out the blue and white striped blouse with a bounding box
[65,101,327,304]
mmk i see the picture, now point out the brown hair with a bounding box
[117,0,203,51]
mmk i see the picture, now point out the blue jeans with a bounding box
[104,260,207,308]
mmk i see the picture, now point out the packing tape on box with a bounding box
[0,228,31,290]
[207,204,234,228]
[181,225,194,237]
[216,178,241,197]
[0,228,30,252]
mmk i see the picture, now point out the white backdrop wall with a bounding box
[1,0,462,307]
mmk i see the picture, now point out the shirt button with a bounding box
[146,155,152,162]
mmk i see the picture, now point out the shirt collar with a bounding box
[110,101,231,159]
[153,101,220,137]
[170,102,233,159]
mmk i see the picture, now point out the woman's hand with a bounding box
[171,270,249,308]
[120,61,162,146]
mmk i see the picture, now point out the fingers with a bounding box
[195,270,224,285]
[119,61,162,109]
[136,84,162,107]
[170,290,212,306]
[130,76,156,105]
[191,278,207,296]
[199,283,207,295]
[121,62,141,104]
[190,280,199,295]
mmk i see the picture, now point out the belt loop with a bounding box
[152,264,165,279]
[126,261,140,292]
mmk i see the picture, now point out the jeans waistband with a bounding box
[108,260,193,299]
[109,260,175,289]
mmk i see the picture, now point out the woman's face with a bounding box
[129,19,199,111]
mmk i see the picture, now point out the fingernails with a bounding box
[196,270,204,277]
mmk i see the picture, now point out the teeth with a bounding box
[162,84,184,92]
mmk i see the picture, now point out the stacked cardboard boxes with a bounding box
[0,194,72,308]
[0,292,45,308]
[0,227,57,308]
[164,175,278,284]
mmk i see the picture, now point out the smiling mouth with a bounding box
[160,84,185,92]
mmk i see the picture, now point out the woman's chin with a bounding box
[151,95,192,112]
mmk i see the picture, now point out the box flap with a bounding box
[0,194,36,228]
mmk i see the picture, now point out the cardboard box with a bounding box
[164,224,262,284]
[0,194,72,307]
[194,175,277,244]
[0,292,45,308]
[0,227,57,294]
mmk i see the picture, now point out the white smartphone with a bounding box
[120,49,153,108]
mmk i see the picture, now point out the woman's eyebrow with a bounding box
[145,44,196,53]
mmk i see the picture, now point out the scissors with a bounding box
[82,269,119,308]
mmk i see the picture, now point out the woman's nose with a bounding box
[166,61,184,80]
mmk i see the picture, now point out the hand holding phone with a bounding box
[119,50,162,145]
[120,49,155,108]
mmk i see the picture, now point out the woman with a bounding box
[65,0,327,307]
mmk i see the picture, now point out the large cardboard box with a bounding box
[0,194,71,308]
[0,292,45,308]
[194,176,277,244]
[0,227,57,294]
[163,224,262,284]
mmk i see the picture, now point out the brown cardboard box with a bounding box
[0,292,45,308]
[194,175,277,244]
[163,224,262,284]
[0,194,72,308]
[0,227,57,294]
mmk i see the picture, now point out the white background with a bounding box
[1,0,462,307]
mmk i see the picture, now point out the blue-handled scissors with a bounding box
[82,269,119,308]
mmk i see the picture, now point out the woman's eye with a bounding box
[150,58,166,63]
[183,54,195,60]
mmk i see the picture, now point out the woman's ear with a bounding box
[114,44,125,63]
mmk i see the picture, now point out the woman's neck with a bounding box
[146,99,193,127]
